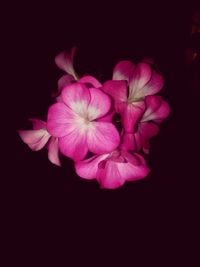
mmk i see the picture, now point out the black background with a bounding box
[5,0,200,265]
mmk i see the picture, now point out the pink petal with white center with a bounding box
[61,83,91,117]
[120,132,136,151]
[75,154,109,180]
[59,127,88,161]
[97,161,126,189]
[87,88,111,121]
[29,119,46,130]
[48,137,61,166]
[139,122,159,154]
[113,60,135,81]
[102,80,128,103]
[135,71,164,99]
[87,122,120,154]
[129,63,152,99]
[79,75,102,88]
[142,96,170,122]
[55,47,78,80]
[47,103,79,137]
[117,100,145,133]
[18,129,50,151]
[58,74,75,92]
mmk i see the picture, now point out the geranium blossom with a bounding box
[75,149,150,189]
[103,61,164,133]
[18,119,61,166]
[47,82,120,161]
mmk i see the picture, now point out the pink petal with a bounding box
[139,123,159,154]
[112,60,135,81]
[61,83,91,117]
[59,128,88,161]
[97,161,126,189]
[135,71,164,99]
[142,96,170,122]
[29,119,46,130]
[75,154,109,180]
[102,80,128,103]
[48,137,61,166]
[97,109,115,122]
[120,132,136,151]
[87,88,111,121]
[55,47,78,79]
[79,75,102,88]
[117,101,145,133]
[118,151,150,181]
[87,122,120,154]
[47,103,79,137]
[133,131,143,152]
[18,129,50,151]
[129,63,152,99]
[58,74,75,92]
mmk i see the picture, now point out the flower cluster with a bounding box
[18,48,170,189]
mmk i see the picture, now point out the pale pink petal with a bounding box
[142,96,170,122]
[58,74,75,92]
[142,57,155,65]
[117,101,145,133]
[87,88,111,121]
[29,119,46,130]
[97,161,126,189]
[75,154,109,180]
[118,151,150,181]
[18,129,50,151]
[47,103,79,137]
[102,80,128,103]
[113,60,135,81]
[129,63,152,99]
[79,75,102,88]
[55,47,78,79]
[139,123,159,154]
[48,137,61,166]
[61,83,91,116]
[120,132,136,151]
[135,71,164,99]
[59,128,88,161]
[87,122,120,154]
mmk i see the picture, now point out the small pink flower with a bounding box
[47,83,120,161]
[18,119,61,166]
[121,95,170,153]
[103,61,164,133]
[75,149,150,189]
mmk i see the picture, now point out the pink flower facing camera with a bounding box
[18,48,170,189]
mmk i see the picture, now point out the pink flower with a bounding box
[121,95,170,154]
[47,83,120,161]
[103,61,164,133]
[18,119,61,166]
[75,149,150,189]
